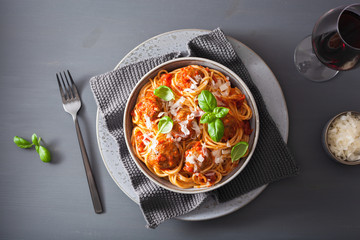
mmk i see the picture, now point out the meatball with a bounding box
[158,73,172,87]
[171,109,196,139]
[134,91,162,121]
[183,142,209,173]
[175,66,202,91]
[147,139,181,170]
[221,115,238,142]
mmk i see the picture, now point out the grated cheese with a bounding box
[185,154,198,172]
[187,75,198,85]
[222,149,231,155]
[144,115,152,129]
[169,97,185,116]
[157,112,165,118]
[191,121,201,137]
[183,88,195,93]
[327,112,360,161]
[195,75,202,81]
[180,120,190,136]
[212,149,224,164]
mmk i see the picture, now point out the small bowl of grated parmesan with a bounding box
[323,111,360,165]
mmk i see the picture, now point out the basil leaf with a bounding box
[158,116,173,133]
[32,134,39,146]
[200,112,217,124]
[154,85,175,101]
[208,118,224,142]
[231,141,249,162]
[35,145,40,154]
[213,107,229,118]
[38,146,51,163]
[13,136,33,149]
[198,90,217,112]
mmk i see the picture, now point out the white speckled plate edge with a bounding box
[96,29,289,221]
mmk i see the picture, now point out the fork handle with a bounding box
[74,117,103,214]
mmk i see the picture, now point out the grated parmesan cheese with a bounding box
[222,149,231,155]
[179,120,190,136]
[157,112,165,118]
[212,149,224,164]
[327,112,360,161]
[169,97,185,116]
[195,75,202,81]
[144,115,152,129]
[191,121,201,137]
[187,75,198,85]
[219,83,229,92]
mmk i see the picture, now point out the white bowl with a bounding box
[123,57,260,194]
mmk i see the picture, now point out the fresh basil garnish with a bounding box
[14,133,51,163]
[158,116,173,133]
[208,118,224,142]
[213,107,229,119]
[198,90,217,112]
[200,112,217,124]
[197,91,230,142]
[32,133,39,146]
[38,146,51,163]
[154,85,175,101]
[13,136,33,149]
[231,141,249,162]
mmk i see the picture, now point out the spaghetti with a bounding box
[131,65,253,188]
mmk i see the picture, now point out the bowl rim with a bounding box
[123,56,260,194]
[324,111,360,165]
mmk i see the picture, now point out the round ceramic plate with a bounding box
[96,29,289,221]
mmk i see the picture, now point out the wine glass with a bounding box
[294,3,360,82]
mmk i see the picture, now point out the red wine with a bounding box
[339,10,360,48]
[312,10,360,70]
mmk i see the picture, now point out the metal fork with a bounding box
[56,70,103,214]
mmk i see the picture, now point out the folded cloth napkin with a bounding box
[90,28,299,229]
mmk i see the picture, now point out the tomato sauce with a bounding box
[135,131,146,152]
[158,73,172,87]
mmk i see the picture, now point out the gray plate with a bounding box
[96,29,289,221]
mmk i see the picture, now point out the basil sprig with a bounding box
[154,85,175,101]
[197,90,229,142]
[207,119,225,142]
[158,116,173,134]
[200,112,217,124]
[13,134,51,163]
[213,107,229,118]
[198,90,217,112]
[13,136,33,148]
[231,141,249,162]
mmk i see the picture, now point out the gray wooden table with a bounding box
[1,0,360,239]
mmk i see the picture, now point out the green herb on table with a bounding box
[13,134,51,163]
[197,90,229,142]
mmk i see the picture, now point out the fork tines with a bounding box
[56,70,80,101]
